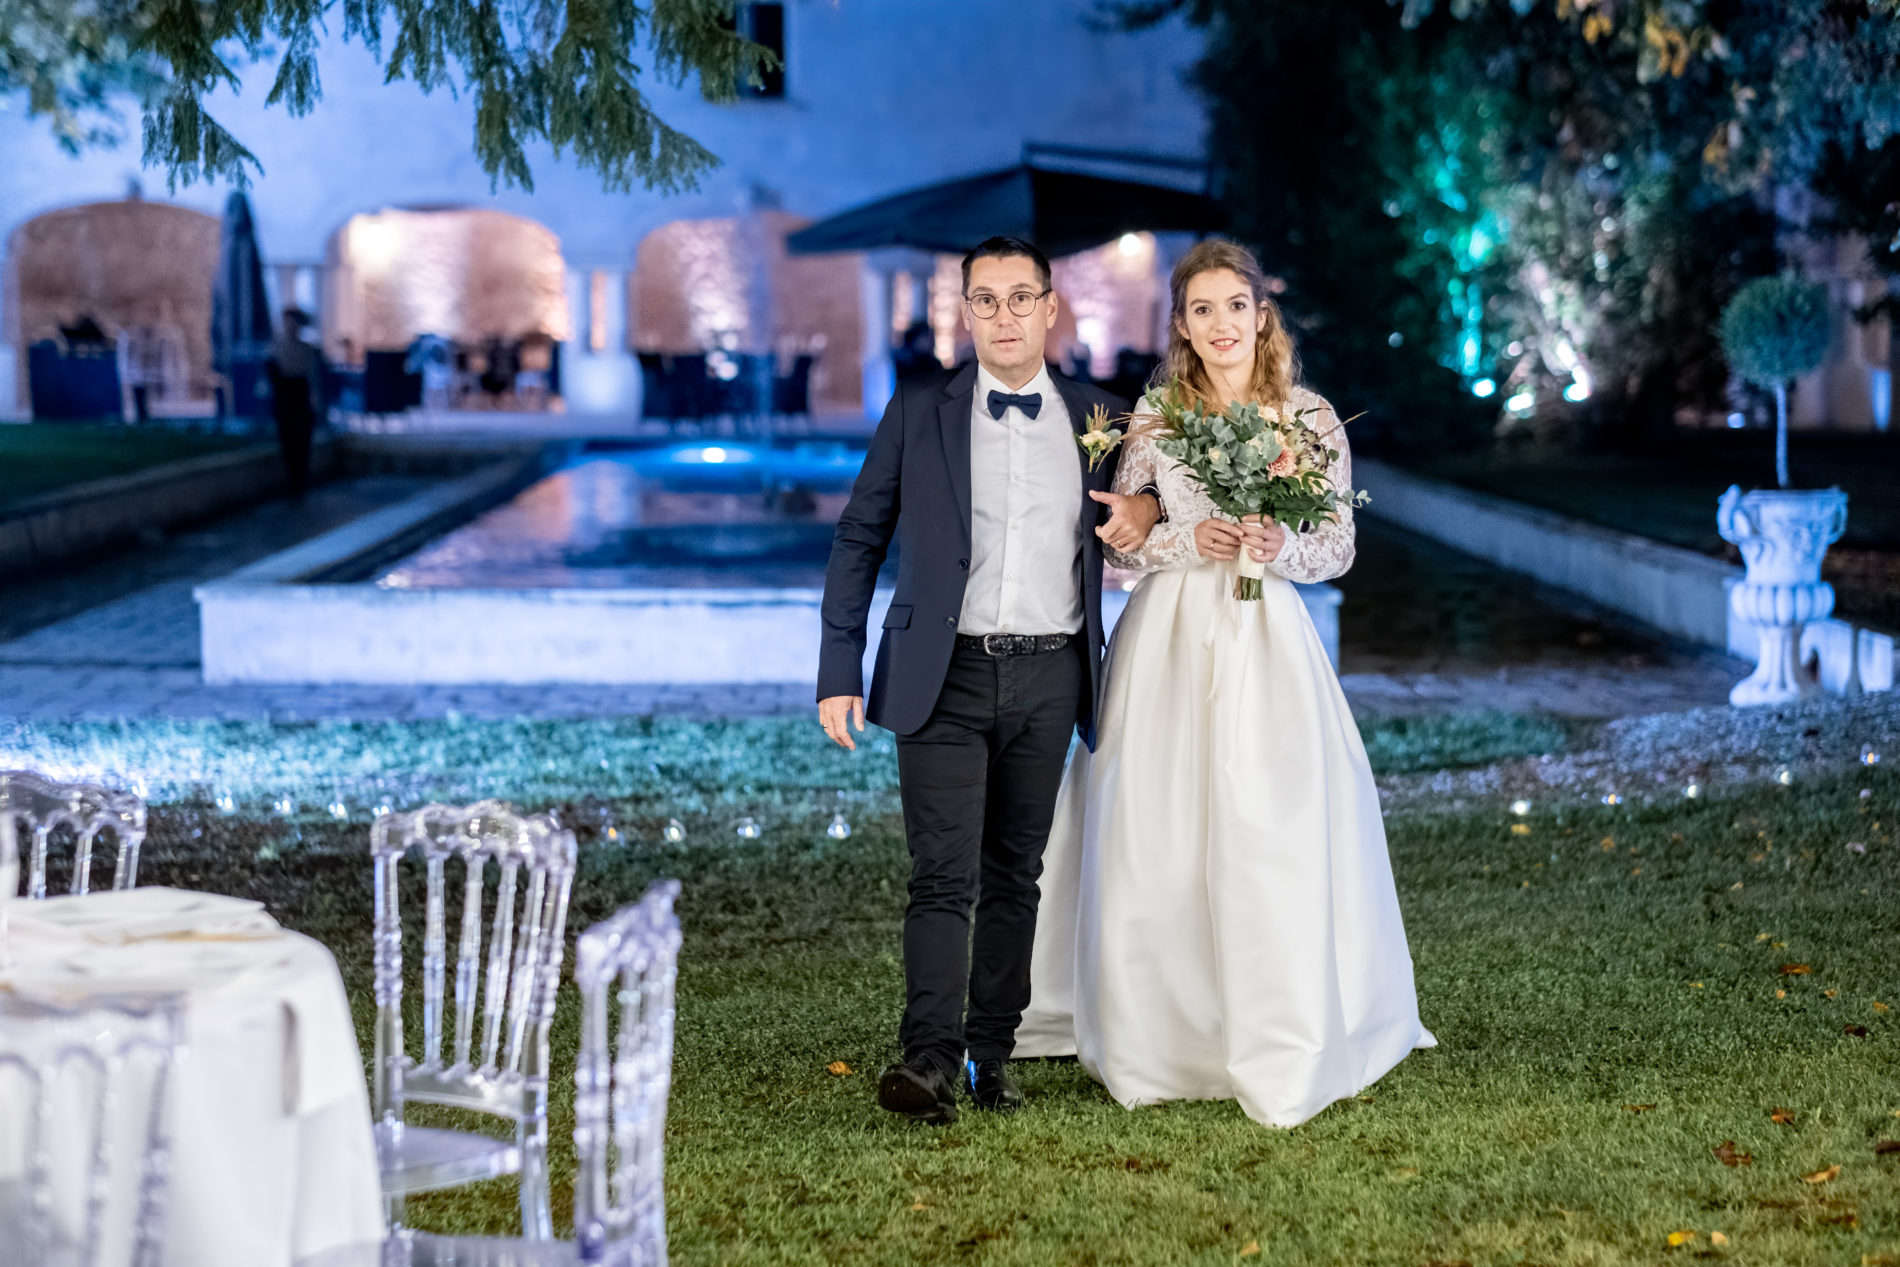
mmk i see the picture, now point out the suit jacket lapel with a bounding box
[1050,374,1106,549]
[938,362,977,543]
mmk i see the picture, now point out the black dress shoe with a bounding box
[966,1058,1024,1112]
[877,1056,959,1124]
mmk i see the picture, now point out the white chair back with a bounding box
[0,994,181,1267]
[370,801,577,1232]
[0,771,147,899]
[573,880,681,1267]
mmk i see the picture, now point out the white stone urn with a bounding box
[1717,484,1848,706]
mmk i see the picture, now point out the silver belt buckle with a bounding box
[982,633,1007,656]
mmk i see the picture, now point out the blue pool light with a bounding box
[669,444,756,466]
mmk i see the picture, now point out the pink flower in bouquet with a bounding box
[1268,448,1298,478]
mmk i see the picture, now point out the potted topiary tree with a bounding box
[1716,275,1848,706]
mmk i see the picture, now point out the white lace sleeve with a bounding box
[1104,422,1208,573]
[1268,391,1357,584]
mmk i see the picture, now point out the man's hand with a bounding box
[1090,491,1161,553]
[819,695,866,751]
[1238,514,1287,563]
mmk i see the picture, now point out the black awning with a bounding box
[785,163,1221,259]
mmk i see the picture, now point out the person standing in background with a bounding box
[266,308,324,501]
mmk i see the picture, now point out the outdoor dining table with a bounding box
[0,885,384,1267]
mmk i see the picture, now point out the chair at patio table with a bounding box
[773,353,815,432]
[636,352,677,430]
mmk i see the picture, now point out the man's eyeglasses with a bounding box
[965,289,1051,320]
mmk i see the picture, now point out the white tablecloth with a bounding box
[0,887,385,1267]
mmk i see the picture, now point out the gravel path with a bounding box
[1377,690,1897,813]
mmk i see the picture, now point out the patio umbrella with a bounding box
[784,163,1222,259]
[210,191,274,417]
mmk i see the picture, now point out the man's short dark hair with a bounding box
[961,236,1052,295]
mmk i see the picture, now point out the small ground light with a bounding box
[662,818,686,843]
[273,796,296,816]
[215,792,237,815]
[1684,783,1700,799]
[1601,792,1622,806]
[736,817,762,839]
[130,778,149,799]
[1776,767,1793,785]
[327,797,349,821]
[374,799,394,818]
[1863,745,1882,766]
[1511,799,1531,816]
[827,812,853,840]
[604,826,620,842]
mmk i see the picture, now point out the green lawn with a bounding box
[42,714,1897,1265]
[0,423,252,510]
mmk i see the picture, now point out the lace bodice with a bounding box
[1105,386,1358,584]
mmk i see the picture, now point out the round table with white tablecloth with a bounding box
[0,887,385,1267]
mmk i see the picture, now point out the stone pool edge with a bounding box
[194,458,1341,686]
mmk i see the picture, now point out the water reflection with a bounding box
[377,443,867,589]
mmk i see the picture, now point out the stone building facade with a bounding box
[0,0,1209,421]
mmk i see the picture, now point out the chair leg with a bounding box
[385,1187,407,1233]
[519,1112,553,1239]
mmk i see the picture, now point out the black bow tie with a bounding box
[987,390,1042,420]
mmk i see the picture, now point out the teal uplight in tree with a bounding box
[1719,276,1832,490]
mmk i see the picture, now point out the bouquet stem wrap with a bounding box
[1234,541,1267,601]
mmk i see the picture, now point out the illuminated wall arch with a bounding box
[324,206,570,357]
[630,210,865,412]
[4,199,222,410]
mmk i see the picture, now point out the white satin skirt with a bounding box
[1017,560,1434,1127]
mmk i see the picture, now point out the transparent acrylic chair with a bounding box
[0,770,147,898]
[0,993,182,1267]
[372,801,578,1239]
[302,879,682,1267]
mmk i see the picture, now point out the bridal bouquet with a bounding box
[1149,385,1369,600]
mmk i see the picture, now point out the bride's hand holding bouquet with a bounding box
[1148,382,1369,600]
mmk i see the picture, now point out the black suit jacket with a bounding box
[818,363,1130,750]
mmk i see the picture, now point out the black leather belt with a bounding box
[955,632,1074,657]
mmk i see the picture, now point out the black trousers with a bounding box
[894,639,1083,1071]
[272,383,315,500]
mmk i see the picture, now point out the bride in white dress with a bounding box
[1016,238,1433,1128]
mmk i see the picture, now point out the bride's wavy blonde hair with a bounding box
[1152,237,1299,413]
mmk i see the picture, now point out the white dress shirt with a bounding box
[959,364,1085,636]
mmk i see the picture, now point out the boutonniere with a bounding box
[1076,404,1125,473]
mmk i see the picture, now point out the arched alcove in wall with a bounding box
[630,210,865,412]
[4,199,222,413]
[325,206,570,409]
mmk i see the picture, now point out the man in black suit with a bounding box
[817,237,1161,1123]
